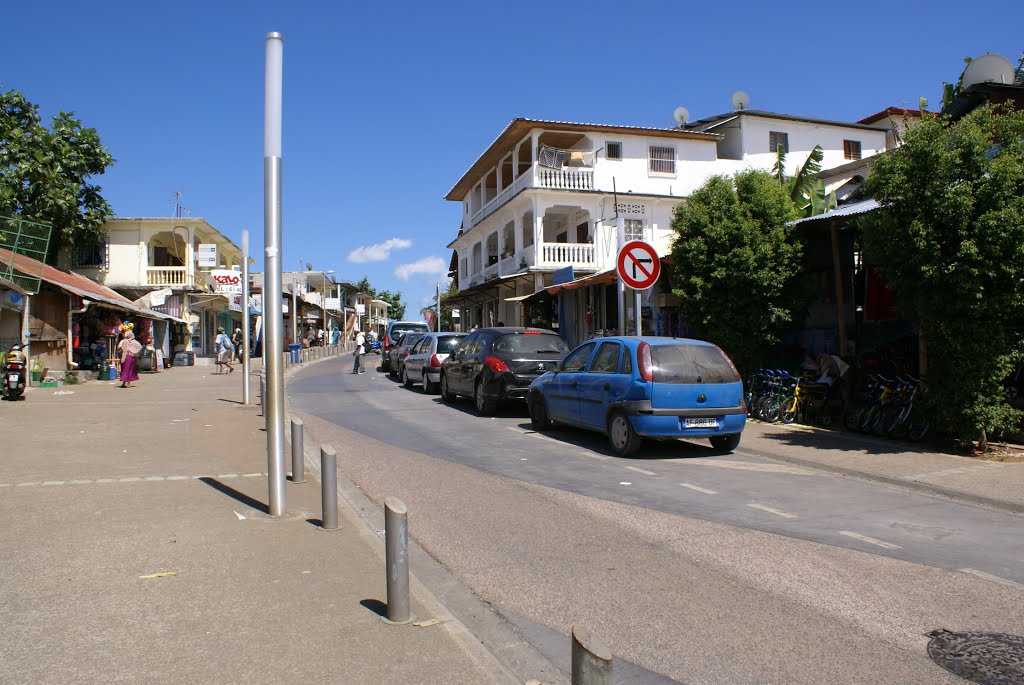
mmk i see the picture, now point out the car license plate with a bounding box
[8,374,18,382]
[685,417,718,428]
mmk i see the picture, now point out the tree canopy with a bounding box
[668,170,803,373]
[862,103,1024,449]
[0,88,114,262]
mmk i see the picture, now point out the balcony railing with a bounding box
[539,243,596,269]
[146,266,189,287]
[468,166,595,228]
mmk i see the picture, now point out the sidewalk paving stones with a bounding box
[0,366,510,685]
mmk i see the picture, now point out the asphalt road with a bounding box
[291,356,1024,586]
[289,357,1024,684]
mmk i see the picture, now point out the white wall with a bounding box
[737,117,887,174]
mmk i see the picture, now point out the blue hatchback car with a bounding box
[527,337,746,456]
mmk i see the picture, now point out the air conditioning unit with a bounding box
[656,292,680,308]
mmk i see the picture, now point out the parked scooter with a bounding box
[3,344,27,401]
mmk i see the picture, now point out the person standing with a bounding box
[231,327,244,364]
[352,330,365,375]
[215,327,235,374]
[117,330,142,388]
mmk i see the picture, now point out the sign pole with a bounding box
[242,229,251,405]
[616,218,625,335]
[263,31,286,517]
[634,289,642,337]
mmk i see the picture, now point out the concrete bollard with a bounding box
[385,497,412,623]
[320,445,338,530]
[571,627,613,685]
[290,417,305,483]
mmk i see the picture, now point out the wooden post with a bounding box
[830,220,848,356]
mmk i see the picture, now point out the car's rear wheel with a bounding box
[423,372,439,394]
[475,380,495,416]
[608,412,642,456]
[529,397,551,431]
[709,433,741,453]
[402,367,413,388]
[440,373,455,402]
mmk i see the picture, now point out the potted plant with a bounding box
[30,359,45,382]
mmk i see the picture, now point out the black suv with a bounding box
[440,327,569,415]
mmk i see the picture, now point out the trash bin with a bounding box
[289,343,302,363]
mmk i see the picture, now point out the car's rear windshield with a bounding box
[493,333,569,354]
[436,335,465,353]
[392,324,428,339]
[651,344,739,384]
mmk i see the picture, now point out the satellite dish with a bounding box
[731,90,750,111]
[673,106,690,126]
[962,54,1015,88]
[305,262,313,271]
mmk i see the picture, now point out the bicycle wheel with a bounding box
[907,411,930,442]
[779,398,797,424]
[764,398,782,423]
[887,406,912,440]
[873,405,896,437]
[859,405,881,433]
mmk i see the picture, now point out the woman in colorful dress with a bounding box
[117,330,142,388]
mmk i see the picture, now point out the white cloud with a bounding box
[394,256,448,281]
[346,238,412,263]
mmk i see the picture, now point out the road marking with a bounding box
[665,459,817,476]
[241,473,263,478]
[506,426,564,446]
[144,476,166,481]
[579,452,610,461]
[624,466,656,476]
[903,463,1005,480]
[747,503,797,519]
[16,482,40,487]
[42,480,67,486]
[619,481,632,485]
[217,474,239,479]
[166,476,189,481]
[119,477,141,482]
[959,568,1024,590]
[680,482,717,495]
[1,473,268,488]
[838,531,902,549]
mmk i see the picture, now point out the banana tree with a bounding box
[772,144,836,218]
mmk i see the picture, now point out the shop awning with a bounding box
[544,269,616,295]
[446,271,535,308]
[790,198,879,227]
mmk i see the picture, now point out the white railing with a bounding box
[539,243,596,269]
[468,166,594,229]
[146,266,189,287]
[535,168,593,191]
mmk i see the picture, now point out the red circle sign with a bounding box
[616,241,661,290]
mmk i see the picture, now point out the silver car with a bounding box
[401,332,468,393]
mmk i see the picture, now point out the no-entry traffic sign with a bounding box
[616,240,661,290]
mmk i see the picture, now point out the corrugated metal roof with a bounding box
[0,247,180,321]
[791,199,879,225]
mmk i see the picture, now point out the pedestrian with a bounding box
[117,330,142,388]
[231,327,244,363]
[215,327,235,374]
[352,330,365,374]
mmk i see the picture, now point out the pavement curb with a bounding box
[280,355,558,685]
[743,424,1024,517]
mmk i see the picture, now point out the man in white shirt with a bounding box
[352,331,365,374]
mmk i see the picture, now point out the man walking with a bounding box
[352,330,365,375]
[215,327,235,374]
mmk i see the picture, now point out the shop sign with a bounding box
[250,294,263,314]
[324,297,341,311]
[197,243,218,267]
[355,303,366,314]
[228,294,244,313]
[210,269,243,295]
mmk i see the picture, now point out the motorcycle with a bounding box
[3,345,27,401]
[365,338,382,354]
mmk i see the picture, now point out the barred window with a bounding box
[844,139,862,160]
[624,219,644,242]
[648,146,675,174]
[606,141,622,160]
[769,131,789,154]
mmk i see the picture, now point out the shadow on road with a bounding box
[754,424,935,456]
[359,598,388,618]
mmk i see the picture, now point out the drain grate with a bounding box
[927,629,1024,685]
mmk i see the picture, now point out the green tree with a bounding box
[669,170,803,374]
[0,88,114,262]
[353,276,376,297]
[862,103,1024,450]
[378,289,406,320]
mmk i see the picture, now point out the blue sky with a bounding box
[6,1,1022,316]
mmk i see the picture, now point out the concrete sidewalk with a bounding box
[0,365,513,684]
[742,419,1024,514]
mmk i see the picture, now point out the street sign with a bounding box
[196,243,218,267]
[616,240,661,290]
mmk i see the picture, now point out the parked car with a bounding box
[401,332,468,393]
[388,333,426,378]
[440,327,569,415]
[381,321,431,372]
[527,337,746,456]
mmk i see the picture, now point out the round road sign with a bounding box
[616,241,661,290]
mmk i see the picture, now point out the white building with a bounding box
[445,111,888,340]
[66,217,246,357]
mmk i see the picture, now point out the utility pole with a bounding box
[241,229,251,405]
